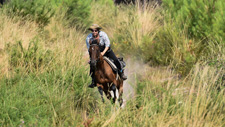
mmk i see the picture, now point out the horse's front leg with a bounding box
[97,85,104,103]
[116,80,124,107]
[111,83,117,104]
[104,90,112,100]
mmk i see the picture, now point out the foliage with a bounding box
[95,0,115,7]
[112,7,141,55]
[89,64,225,127]
[6,40,54,73]
[4,0,55,26]
[1,0,225,126]
[162,0,225,43]
[3,0,92,28]
[63,0,91,29]
[137,0,225,75]
[0,66,96,126]
[143,23,201,75]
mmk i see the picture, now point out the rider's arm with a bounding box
[86,34,92,51]
[101,32,110,56]
[101,47,109,56]
[86,38,90,50]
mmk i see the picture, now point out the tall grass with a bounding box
[0,0,225,126]
[90,1,224,75]
[87,64,225,127]
[0,8,98,126]
[90,1,161,57]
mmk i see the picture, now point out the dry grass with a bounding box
[0,14,38,49]
[90,1,161,48]
[0,13,39,77]
[0,1,225,126]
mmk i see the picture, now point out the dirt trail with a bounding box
[116,57,154,107]
[122,58,180,104]
[123,58,146,100]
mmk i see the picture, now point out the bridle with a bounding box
[89,43,101,65]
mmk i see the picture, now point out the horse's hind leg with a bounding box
[118,82,124,107]
[111,83,117,104]
[98,86,104,103]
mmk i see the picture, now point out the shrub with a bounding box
[6,40,54,73]
[137,0,225,75]
[162,0,225,43]
[0,66,96,126]
[111,6,142,56]
[4,0,55,26]
[63,0,91,29]
[140,20,203,75]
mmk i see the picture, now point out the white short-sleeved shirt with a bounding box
[86,31,110,50]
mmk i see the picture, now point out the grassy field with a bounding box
[0,0,225,126]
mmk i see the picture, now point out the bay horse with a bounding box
[88,39,124,106]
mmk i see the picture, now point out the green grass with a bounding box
[0,69,97,126]
[0,1,225,126]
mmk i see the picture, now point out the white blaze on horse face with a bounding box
[92,47,94,50]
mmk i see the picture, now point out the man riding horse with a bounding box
[86,24,127,88]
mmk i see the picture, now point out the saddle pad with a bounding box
[103,56,118,72]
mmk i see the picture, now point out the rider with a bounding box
[86,24,127,88]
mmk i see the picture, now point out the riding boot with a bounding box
[119,69,127,80]
[88,78,96,88]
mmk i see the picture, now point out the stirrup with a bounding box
[119,70,127,80]
[121,73,127,80]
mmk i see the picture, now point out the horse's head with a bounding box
[89,39,101,68]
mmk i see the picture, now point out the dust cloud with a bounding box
[122,57,150,101]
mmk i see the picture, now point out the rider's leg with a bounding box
[88,66,96,88]
[104,50,127,80]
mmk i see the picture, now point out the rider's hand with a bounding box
[101,47,109,56]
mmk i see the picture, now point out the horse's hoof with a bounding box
[120,103,125,108]
[120,99,125,108]
[88,84,96,88]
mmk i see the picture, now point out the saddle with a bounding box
[103,57,126,72]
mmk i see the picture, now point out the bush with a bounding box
[162,0,225,43]
[111,6,141,55]
[4,0,55,26]
[64,0,91,29]
[137,0,225,75]
[140,20,203,75]
[6,40,54,73]
[0,66,96,126]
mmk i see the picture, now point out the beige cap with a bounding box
[88,24,102,30]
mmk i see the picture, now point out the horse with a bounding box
[88,39,124,106]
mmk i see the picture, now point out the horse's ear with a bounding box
[89,40,92,45]
[92,39,98,44]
